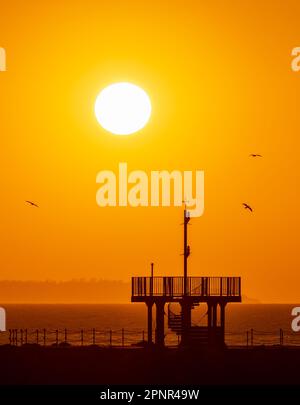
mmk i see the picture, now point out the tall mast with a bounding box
[183,207,190,296]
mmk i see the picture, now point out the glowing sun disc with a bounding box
[94,82,152,135]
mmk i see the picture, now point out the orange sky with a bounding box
[0,0,300,302]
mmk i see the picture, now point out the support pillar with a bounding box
[212,304,217,328]
[207,303,212,342]
[220,303,226,345]
[155,301,165,347]
[147,301,153,345]
[207,302,217,344]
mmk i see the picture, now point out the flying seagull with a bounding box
[249,154,262,158]
[243,203,253,212]
[25,200,39,208]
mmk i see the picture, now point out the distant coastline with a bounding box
[0,279,130,303]
[0,279,294,304]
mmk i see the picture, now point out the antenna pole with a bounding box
[150,262,154,296]
[183,208,190,296]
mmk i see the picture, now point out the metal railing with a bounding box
[5,328,146,347]
[3,327,300,347]
[132,277,241,297]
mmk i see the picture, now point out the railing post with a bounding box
[251,328,254,346]
[279,328,281,345]
[64,328,67,343]
[138,277,141,295]
[36,329,39,345]
[280,328,283,345]
[25,329,28,344]
[20,329,23,346]
[43,328,46,346]
[8,329,11,345]
[150,263,154,296]
[246,331,249,347]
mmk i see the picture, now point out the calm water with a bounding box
[1,303,300,346]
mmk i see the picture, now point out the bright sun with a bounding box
[94,82,152,135]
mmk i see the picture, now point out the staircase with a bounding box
[168,304,214,345]
[167,303,200,334]
[168,309,182,334]
[188,326,210,344]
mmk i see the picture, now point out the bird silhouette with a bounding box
[249,154,262,158]
[243,203,253,212]
[25,200,39,208]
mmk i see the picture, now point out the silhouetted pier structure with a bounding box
[131,209,242,348]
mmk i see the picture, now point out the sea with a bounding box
[1,304,300,347]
